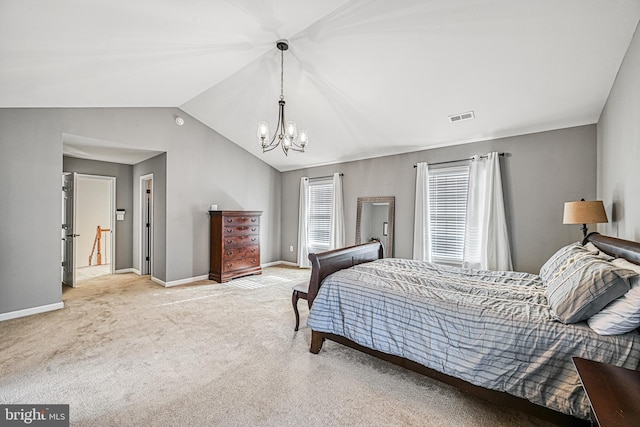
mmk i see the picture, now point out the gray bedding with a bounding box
[306,258,640,419]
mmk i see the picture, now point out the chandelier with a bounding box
[257,39,308,155]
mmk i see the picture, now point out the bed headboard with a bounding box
[305,234,640,308]
[584,232,640,265]
[307,241,383,307]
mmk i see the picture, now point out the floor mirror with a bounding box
[355,196,395,257]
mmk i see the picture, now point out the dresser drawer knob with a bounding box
[251,218,257,222]
[226,240,233,244]
[226,218,233,222]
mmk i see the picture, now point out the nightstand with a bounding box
[573,357,640,426]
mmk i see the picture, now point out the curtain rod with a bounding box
[309,173,344,181]
[413,152,505,168]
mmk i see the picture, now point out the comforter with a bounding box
[307,258,640,419]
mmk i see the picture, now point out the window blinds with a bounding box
[428,166,469,265]
[308,180,333,252]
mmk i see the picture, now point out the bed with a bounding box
[305,233,640,426]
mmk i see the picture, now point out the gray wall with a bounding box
[0,107,281,316]
[63,156,134,271]
[0,104,604,317]
[0,110,62,314]
[598,22,640,241]
[159,113,281,282]
[282,125,597,274]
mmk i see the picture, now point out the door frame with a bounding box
[62,173,116,286]
[61,172,77,287]
[139,174,153,276]
[76,174,116,278]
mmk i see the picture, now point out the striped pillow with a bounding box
[539,242,593,282]
[545,254,636,324]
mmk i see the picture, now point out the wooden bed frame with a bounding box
[306,233,640,426]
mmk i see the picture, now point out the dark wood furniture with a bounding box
[307,241,383,307]
[209,210,262,283]
[291,281,309,331]
[307,233,640,427]
[573,357,640,427]
[583,232,640,265]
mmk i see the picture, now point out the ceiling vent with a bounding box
[448,111,475,123]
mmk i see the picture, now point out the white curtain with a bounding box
[329,172,345,249]
[297,177,310,268]
[412,162,431,261]
[463,152,512,271]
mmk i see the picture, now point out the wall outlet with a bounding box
[289,245,294,252]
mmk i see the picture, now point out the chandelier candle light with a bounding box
[257,39,308,155]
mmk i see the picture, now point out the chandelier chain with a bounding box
[257,39,308,155]
[280,48,284,100]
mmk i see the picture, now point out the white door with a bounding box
[62,172,78,287]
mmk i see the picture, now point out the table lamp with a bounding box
[563,199,608,238]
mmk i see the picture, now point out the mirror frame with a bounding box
[355,196,395,257]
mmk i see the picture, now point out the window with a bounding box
[428,166,469,265]
[307,179,333,253]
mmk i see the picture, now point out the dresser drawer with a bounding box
[210,211,262,283]
[222,216,260,226]
[223,235,259,247]
[222,257,259,272]
[223,225,259,236]
[223,245,259,260]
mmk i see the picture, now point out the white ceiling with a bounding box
[63,133,165,165]
[2,1,639,171]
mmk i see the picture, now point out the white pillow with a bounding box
[587,258,640,335]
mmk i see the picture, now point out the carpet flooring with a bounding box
[1,267,558,426]
[76,265,112,283]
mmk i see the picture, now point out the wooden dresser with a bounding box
[209,210,262,283]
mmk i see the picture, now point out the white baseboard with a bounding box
[277,261,300,267]
[115,268,140,275]
[0,302,64,322]
[260,261,298,268]
[151,274,210,288]
[150,276,165,286]
[150,263,305,288]
[263,260,307,268]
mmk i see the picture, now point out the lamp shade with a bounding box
[563,200,608,225]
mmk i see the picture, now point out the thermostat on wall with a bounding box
[116,209,125,221]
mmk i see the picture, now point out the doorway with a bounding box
[61,173,116,287]
[140,174,153,276]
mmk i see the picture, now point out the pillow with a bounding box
[587,259,640,335]
[611,257,640,273]
[583,242,615,261]
[583,242,599,252]
[539,242,593,283]
[544,254,637,324]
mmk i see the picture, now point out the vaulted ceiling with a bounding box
[2,1,639,171]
